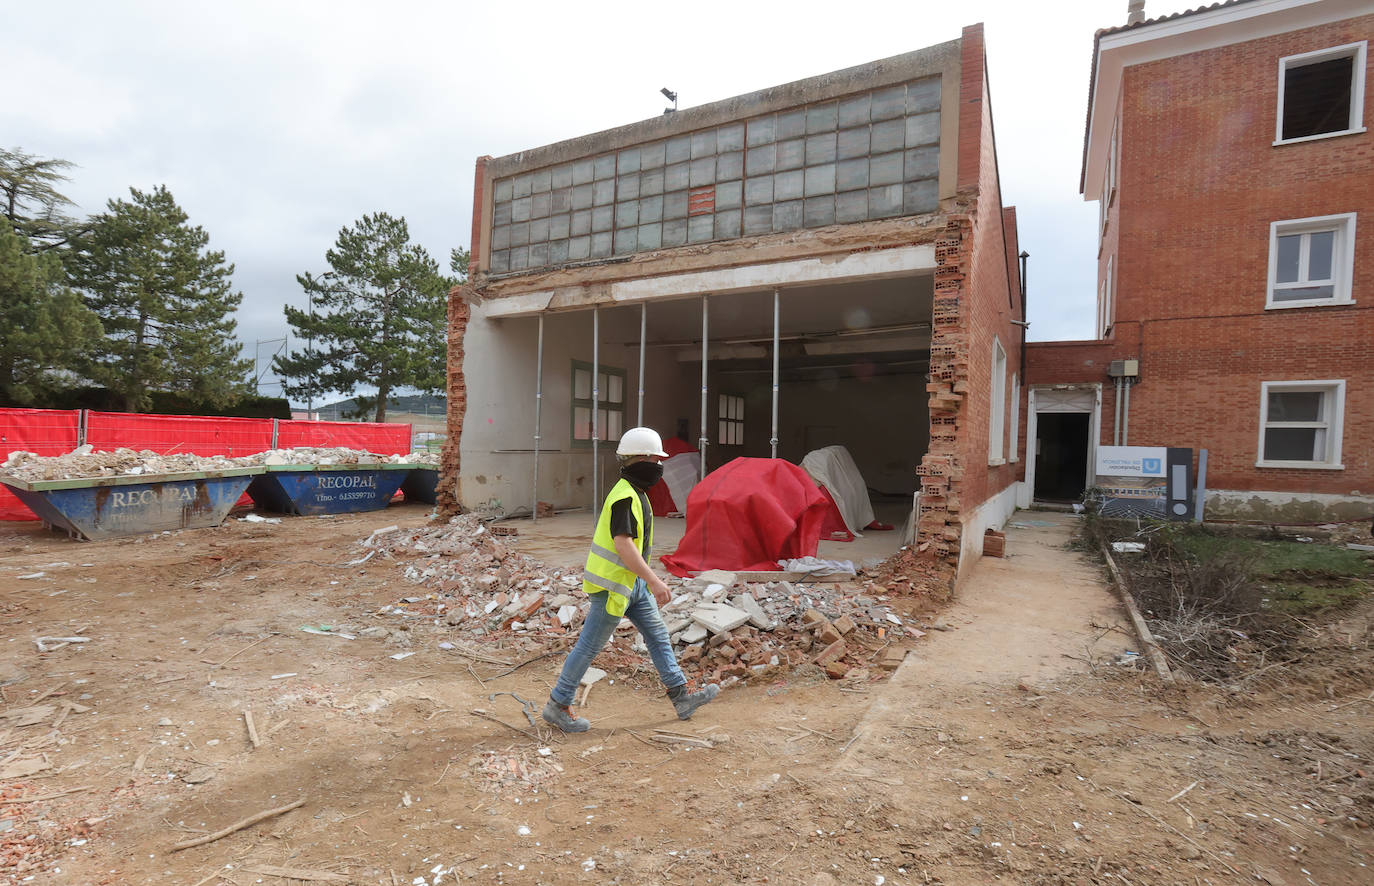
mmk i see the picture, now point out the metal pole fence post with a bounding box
[638,302,647,427]
[770,288,780,459]
[699,296,709,479]
[534,314,544,522]
[592,307,600,519]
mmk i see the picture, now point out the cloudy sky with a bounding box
[3,0,1199,405]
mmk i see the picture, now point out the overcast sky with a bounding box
[3,0,1199,405]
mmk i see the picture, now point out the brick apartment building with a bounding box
[1022,0,1373,522]
[441,25,1026,568]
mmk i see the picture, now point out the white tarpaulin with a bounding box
[660,452,700,515]
[800,445,875,536]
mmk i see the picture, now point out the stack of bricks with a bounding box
[916,209,974,561]
[437,288,473,519]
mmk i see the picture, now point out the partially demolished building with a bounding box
[441,24,1025,568]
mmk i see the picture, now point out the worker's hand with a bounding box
[649,575,672,607]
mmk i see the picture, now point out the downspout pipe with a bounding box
[1018,251,1028,381]
[1113,377,1123,446]
[1122,378,1131,446]
[533,314,544,522]
[699,296,709,480]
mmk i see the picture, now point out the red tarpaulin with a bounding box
[0,408,82,521]
[276,420,410,455]
[660,457,831,577]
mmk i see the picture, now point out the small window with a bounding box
[1098,256,1115,336]
[1267,213,1355,307]
[1257,380,1345,469]
[571,360,625,447]
[988,338,1007,465]
[718,394,744,446]
[1276,42,1367,144]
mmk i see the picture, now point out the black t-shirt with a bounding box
[609,490,652,558]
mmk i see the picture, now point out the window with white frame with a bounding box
[571,360,625,447]
[1098,255,1115,336]
[718,394,744,446]
[1276,41,1367,144]
[989,338,1007,464]
[1257,380,1345,468]
[1008,373,1020,463]
[1267,213,1356,307]
[1099,116,1119,241]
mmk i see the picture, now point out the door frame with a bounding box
[1023,383,1102,507]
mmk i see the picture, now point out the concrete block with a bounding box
[907,76,941,114]
[692,569,738,589]
[666,135,691,164]
[557,604,577,626]
[689,157,716,188]
[691,603,751,635]
[527,243,548,267]
[714,209,741,239]
[775,138,805,171]
[816,621,843,646]
[868,184,902,218]
[805,101,837,133]
[775,169,804,201]
[687,214,714,243]
[592,206,614,232]
[590,232,613,259]
[743,205,773,235]
[592,179,615,206]
[617,174,640,201]
[613,229,636,255]
[580,666,607,686]
[836,189,867,223]
[690,129,717,158]
[680,623,708,644]
[804,196,835,228]
[732,592,775,630]
[615,202,639,229]
[836,157,869,192]
[663,190,689,220]
[512,196,532,222]
[641,140,667,169]
[715,180,742,210]
[530,192,551,219]
[636,223,662,251]
[617,146,642,174]
[512,174,533,198]
[716,122,745,152]
[745,146,775,176]
[571,158,595,185]
[869,151,903,186]
[903,180,938,215]
[905,112,940,148]
[551,163,574,189]
[593,153,616,180]
[640,168,665,196]
[716,151,743,181]
[662,218,687,247]
[777,108,806,139]
[905,146,939,180]
[638,195,664,223]
[833,614,856,635]
[871,84,905,120]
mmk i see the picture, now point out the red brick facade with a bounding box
[1026,10,1373,512]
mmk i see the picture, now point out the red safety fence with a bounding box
[85,412,275,458]
[0,407,412,521]
[276,419,410,455]
[0,408,82,521]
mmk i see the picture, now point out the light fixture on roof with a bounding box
[661,87,678,115]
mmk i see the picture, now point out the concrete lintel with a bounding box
[481,244,935,318]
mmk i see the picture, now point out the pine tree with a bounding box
[72,185,251,412]
[275,213,456,422]
[0,225,102,405]
[0,148,80,253]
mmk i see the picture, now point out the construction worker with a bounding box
[542,426,719,733]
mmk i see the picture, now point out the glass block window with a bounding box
[488,75,942,275]
[571,360,625,447]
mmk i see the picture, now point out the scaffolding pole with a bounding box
[592,307,600,518]
[771,288,780,459]
[638,302,646,426]
[699,295,709,479]
[533,314,544,522]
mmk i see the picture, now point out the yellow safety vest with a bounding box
[582,478,653,618]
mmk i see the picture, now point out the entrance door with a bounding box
[1034,413,1090,501]
[1025,386,1100,506]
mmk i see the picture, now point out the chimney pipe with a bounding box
[1127,1,1146,25]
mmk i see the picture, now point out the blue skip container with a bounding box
[246,464,410,516]
[0,468,262,541]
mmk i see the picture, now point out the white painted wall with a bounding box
[958,480,1020,573]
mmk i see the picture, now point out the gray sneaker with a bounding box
[541,700,590,733]
[669,683,719,720]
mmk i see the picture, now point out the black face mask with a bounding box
[621,461,664,489]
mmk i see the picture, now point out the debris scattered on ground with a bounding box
[0,445,439,482]
[358,515,953,688]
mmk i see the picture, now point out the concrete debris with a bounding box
[690,603,751,635]
[0,445,438,483]
[355,512,951,689]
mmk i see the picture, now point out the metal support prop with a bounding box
[637,303,646,426]
[770,288,780,459]
[533,314,544,522]
[592,307,600,517]
[699,296,709,479]
[271,419,279,449]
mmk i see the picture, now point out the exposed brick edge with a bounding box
[916,197,976,562]
[437,286,473,519]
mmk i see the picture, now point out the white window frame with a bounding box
[1098,255,1115,336]
[988,337,1007,465]
[1099,116,1119,242]
[1008,372,1020,463]
[1256,379,1345,469]
[718,393,745,446]
[1274,41,1367,146]
[1266,213,1356,309]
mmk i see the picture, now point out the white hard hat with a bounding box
[616,427,669,458]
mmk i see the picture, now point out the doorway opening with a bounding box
[1034,413,1090,501]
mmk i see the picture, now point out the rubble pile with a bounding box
[363,518,948,687]
[1,447,240,482]
[1,445,438,482]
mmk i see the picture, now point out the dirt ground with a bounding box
[2,506,1372,886]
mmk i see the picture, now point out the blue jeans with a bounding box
[551,578,686,706]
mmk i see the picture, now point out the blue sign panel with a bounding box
[247,466,408,516]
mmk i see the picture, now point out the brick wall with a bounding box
[917,24,1023,560]
[1080,16,1374,496]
